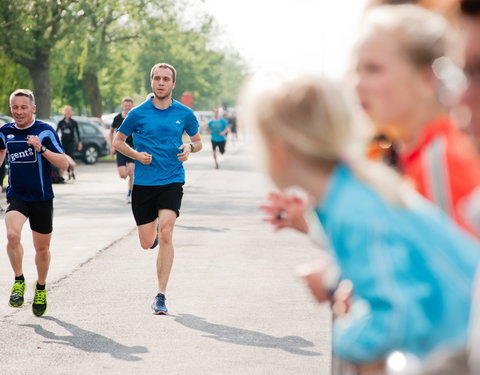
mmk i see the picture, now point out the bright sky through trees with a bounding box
[202,0,369,78]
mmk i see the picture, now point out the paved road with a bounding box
[0,141,331,374]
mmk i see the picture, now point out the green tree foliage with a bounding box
[0,56,31,114]
[0,0,247,118]
[0,0,78,117]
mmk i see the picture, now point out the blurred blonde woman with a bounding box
[246,76,479,370]
[356,4,480,237]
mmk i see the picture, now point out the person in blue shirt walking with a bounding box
[245,76,480,370]
[207,108,229,169]
[113,63,202,314]
[0,89,68,317]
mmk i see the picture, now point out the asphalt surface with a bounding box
[0,140,331,374]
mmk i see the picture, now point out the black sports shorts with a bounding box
[116,151,134,167]
[131,183,184,225]
[211,140,226,154]
[6,197,53,234]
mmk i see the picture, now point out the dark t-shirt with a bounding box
[112,113,133,147]
[228,117,237,132]
[0,120,64,201]
[57,118,80,142]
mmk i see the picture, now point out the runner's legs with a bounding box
[5,211,27,277]
[137,220,157,249]
[156,209,176,292]
[32,231,52,285]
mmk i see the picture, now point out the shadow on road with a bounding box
[172,313,320,356]
[19,316,148,361]
[176,224,229,232]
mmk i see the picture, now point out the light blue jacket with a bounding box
[315,164,480,363]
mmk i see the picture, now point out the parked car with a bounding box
[0,114,13,125]
[74,119,109,164]
[44,117,108,164]
[101,113,117,128]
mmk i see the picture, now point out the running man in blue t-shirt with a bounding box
[207,108,229,169]
[0,89,68,317]
[113,63,203,314]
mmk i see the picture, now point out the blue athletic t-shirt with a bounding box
[208,118,229,142]
[0,120,64,202]
[118,99,199,186]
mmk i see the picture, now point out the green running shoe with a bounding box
[9,280,26,308]
[32,283,47,317]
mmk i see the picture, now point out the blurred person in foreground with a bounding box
[246,76,480,373]
[421,1,480,373]
[355,4,480,238]
[263,5,480,241]
[461,0,480,147]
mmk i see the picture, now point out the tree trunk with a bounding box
[82,71,103,117]
[28,58,51,119]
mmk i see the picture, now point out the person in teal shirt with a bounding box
[248,76,480,369]
[207,108,229,169]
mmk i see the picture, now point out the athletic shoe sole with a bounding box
[8,302,24,308]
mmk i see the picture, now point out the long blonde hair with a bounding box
[244,76,410,207]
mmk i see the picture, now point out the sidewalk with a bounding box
[0,141,331,374]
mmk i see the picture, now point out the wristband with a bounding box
[189,143,195,152]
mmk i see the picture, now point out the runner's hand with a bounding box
[136,151,152,165]
[177,144,191,162]
[259,192,309,233]
[27,135,42,152]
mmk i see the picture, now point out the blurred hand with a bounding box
[177,144,191,162]
[297,261,332,303]
[136,151,152,165]
[77,142,83,151]
[110,146,116,155]
[331,279,353,318]
[260,192,309,233]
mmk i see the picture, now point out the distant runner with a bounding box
[110,97,135,203]
[208,108,229,169]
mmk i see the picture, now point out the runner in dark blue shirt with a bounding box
[0,89,68,317]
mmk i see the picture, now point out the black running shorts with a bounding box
[131,183,184,225]
[6,197,54,234]
[116,151,134,167]
[211,140,226,154]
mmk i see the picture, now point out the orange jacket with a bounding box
[399,117,480,237]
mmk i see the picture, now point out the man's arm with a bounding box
[0,149,6,166]
[109,127,116,155]
[43,149,69,170]
[113,131,152,165]
[189,133,202,153]
[74,121,82,150]
[177,133,202,162]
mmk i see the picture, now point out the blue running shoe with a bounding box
[151,293,168,314]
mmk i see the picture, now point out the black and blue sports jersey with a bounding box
[0,120,64,202]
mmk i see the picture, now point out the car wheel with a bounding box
[83,145,99,164]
